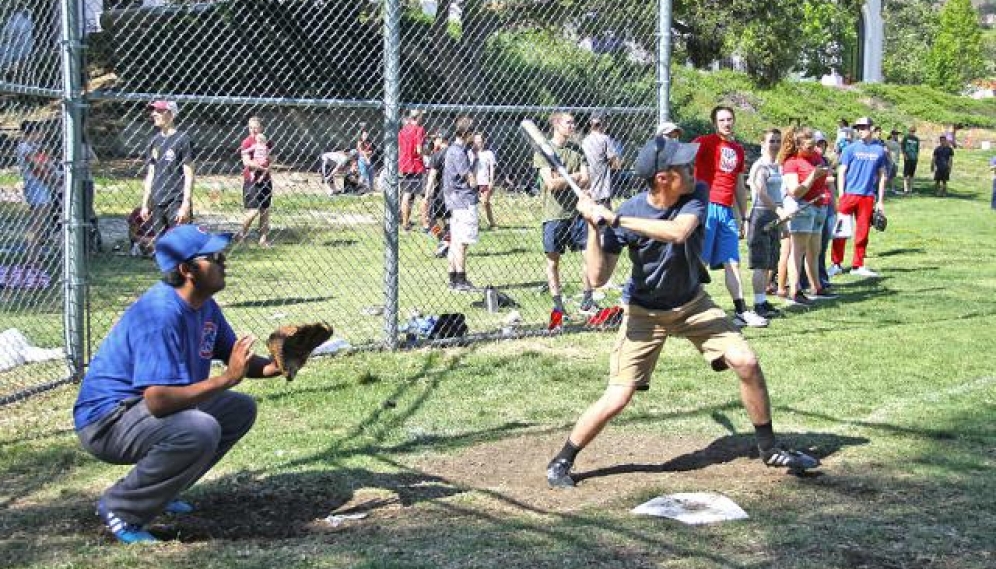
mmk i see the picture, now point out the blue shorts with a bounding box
[788,202,826,234]
[702,203,739,269]
[543,217,587,255]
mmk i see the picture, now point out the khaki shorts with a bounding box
[608,290,750,389]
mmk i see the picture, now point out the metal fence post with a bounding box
[382,0,401,349]
[657,0,673,124]
[60,0,87,380]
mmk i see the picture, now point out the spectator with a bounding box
[472,132,497,229]
[990,154,996,210]
[423,130,450,248]
[72,226,283,544]
[778,126,832,306]
[534,112,594,317]
[236,117,272,247]
[320,150,362,194]
[745,128,783,319]
[884,129,902,194]
[830,117,889,278]
[127,207,156,257]
[16,120,59,264]
[0,2,33,72]
[932,135,954,197]
[657,121,684,140]
[812,131,837,292]
[544,135,820,489]
[582,114,621,208]
[834,119,852,157]
[356,127,375,191]
[443,117,479,292]
[693,106,767,328]
[398,109,427,231]
[139,100,194,239]
[900,125,920,195]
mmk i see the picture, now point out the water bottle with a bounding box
[485,286,499,313]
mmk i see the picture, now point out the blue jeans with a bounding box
[800,205,833,290]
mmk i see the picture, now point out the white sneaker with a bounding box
[827,264,843,277]
[733,310,769,328]
[850,266,879,277]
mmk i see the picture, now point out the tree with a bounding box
[883,0,939,85]
[926,0,985,92]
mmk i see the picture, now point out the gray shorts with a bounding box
[747,208,780,270]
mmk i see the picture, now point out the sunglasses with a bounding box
[188,251,226,265]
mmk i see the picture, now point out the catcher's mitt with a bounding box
[267,322,333,380]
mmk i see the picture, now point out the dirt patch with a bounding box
[407,431,788,513]
[90,429,851,544]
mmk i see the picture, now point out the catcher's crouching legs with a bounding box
[83,397,250,526]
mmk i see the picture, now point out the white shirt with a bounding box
[474,149,496,186]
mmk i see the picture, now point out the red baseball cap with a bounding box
[149,100,179,117]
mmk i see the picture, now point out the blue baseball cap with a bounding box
[633,136,700,182]
[154,225,232,272]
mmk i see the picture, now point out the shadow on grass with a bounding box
[151,467,467,542]
[475,246,530,258]
[572,431,870,484]
[876,247,926,257]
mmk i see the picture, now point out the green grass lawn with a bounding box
[2,150,995,567]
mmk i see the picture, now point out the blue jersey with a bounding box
[602,182,708,310]
[73,282,236,430]
[840,140,889,197]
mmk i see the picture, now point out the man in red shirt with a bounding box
[398,109,426,231]
[694,106,767,328]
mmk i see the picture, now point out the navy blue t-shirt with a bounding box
[602,181,708,310]
[73,282,236,430]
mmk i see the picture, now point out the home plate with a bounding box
[631,492,748,525]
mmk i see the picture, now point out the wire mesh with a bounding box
[1,0,71,403]
[3,0,663,404]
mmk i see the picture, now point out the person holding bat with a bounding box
[545,135,820,488]
[777,126,833,306]
[72,225,286,544]
[533,112,595,316]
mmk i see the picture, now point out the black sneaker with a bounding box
[578,297,599,315]
[811,288,838,300]
[754,302,782,319]
[546,457,576,488]
[449,280,476,293]
[761,446,821,474]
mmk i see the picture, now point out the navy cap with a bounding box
[633,136,700,182]
[154,225,232,272]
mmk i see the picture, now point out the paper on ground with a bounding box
[312,338,351,356]
[0,329,65,373]
[631,492,748,525]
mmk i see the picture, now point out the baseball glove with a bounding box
[266,322,333,380]
[872,209,888,232]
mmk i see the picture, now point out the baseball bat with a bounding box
[762,197,822,232]
[519,119,605,226]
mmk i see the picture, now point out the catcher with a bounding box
[72,225,330,544]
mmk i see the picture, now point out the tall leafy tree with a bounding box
[883,0,939,85]
[926,0,985,92]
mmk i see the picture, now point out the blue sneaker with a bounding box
[97,499,157,544]
[164,499,194,515]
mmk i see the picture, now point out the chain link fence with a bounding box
[1,0,667,404]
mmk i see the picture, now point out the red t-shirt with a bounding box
[692,133,744,207]
[782,153,828,205]
[398,123,426,175]
[240,135,271,183]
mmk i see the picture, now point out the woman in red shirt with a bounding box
[778,127,830,306]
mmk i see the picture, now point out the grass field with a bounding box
[2,148,995,567]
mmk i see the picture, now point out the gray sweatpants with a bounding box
[77,390,256,525]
